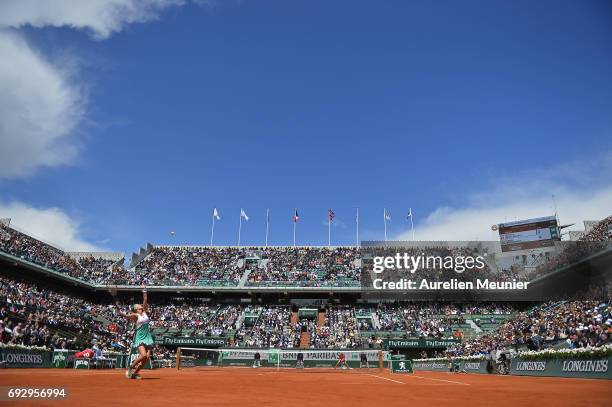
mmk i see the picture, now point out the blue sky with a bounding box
[0,0,611,254]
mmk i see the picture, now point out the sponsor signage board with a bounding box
[413,359,488,373]
[391,359,413,373]
[161,337,226,348]
[511,357,611,379]
[0,348,51,368]
[384,338,461,349]
[221,350,381,369]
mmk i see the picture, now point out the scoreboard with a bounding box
[498,216,560,252]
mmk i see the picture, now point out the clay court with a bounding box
[0,368,610,407]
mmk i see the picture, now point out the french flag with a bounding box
[293,209,300,223]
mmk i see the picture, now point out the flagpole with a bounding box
[356,208,359,246]
[265,208,269,247]
[384,208,387,242]
[238,210,243,246]
[328,215,331,247]
[293,216,296,247]
[210,212,215,246]
[410,210,415,241]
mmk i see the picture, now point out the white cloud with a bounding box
[0,31,84,179]
[0,0,188,40]
[0,0,204,179]
[0,200,100,251]
[396,154,612,241]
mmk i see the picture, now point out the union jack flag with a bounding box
[328,209,335,222]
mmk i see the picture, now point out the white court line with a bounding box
[0,371,123,376]
[408,374,471,386]
[366,374,405,384]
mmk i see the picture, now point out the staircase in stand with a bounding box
[466,319,482,334]
[237,269,251,287]
[299,331,310,348]
[317,310,326,328]
[291,311,298,326]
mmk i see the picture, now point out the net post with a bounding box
[176,347,181,370]
[378,350,383,371]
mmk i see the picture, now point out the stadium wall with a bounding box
[510,355,612,379]
[0,346,51,368]
[216,349,382,369]
[412,356,612,379]
[412,359,488,374]
[0,346,131,369]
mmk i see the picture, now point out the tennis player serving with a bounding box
[119,285,154,379]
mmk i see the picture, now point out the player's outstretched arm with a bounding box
[142,284,148,312]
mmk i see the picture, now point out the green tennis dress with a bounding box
[134,312,154,348]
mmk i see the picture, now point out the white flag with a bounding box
[384,209,391,221]
[240,209,249,221]
[213,208,221,220]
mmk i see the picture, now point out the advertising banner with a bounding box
[161,337,226,348]
[412,359,488,373]
[390,359,413,373]
[413,355,611,379]
[511,356,611,379]
[74,358,91,369]
[0,347,51,368]
[384,338,461,349]
[221,350,381,369]
[52,350,71,368]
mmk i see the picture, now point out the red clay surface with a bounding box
[0,368,610,407]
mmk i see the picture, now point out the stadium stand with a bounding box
[133,247,245,286]
[0,275,130,351]
[1,272,609,354]
[0,216,610,359]
[246,247,360,287]
[446,298,612,357]
[526,216,612,280]
[2,217,611,288]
